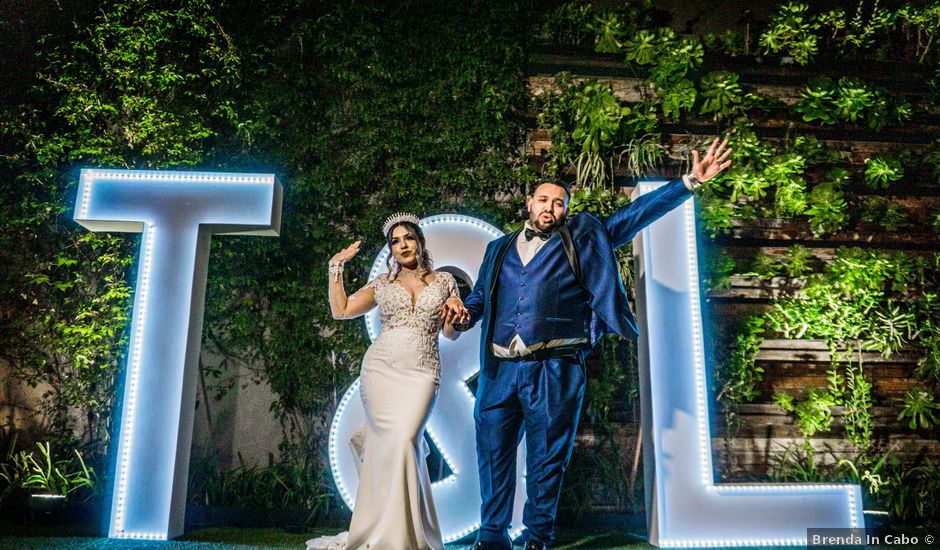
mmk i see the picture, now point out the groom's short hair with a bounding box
[532,177,571,200]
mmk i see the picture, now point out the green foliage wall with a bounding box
[0,0,543,491]
[531,0,940,523]
[1,0,243,454]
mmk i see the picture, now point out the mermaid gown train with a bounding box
[307,271,456,550]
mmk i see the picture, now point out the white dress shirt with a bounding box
[516,221,549,266]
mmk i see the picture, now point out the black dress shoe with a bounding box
[524,540,549,550]
[468,542,508,550]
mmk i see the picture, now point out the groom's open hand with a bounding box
[692,136,733,182]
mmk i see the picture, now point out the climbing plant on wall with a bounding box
[0,0,242,456]
[533,0,940,522]
[1,0,540,512]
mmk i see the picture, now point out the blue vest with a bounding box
[492,236,592,347]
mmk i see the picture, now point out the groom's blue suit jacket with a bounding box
[464,179,693,375]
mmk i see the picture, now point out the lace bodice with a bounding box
[369,271,458,336]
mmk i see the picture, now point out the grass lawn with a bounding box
[0,524,651,549]
[0,524,927,550]
[3,523,934,549]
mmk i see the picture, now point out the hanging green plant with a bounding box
[794,77,839,124]
[572,81,629,155]
[898,2,940,63]
[759,1,940,66]
[699,195,736,237]
[833,77,875,122]
[794,76,911,129]
[879,201,911,231]
[774,182,806,218]
[568,185,629,217]
[627,27,704,106]
[884,251,927,295]
[716,316,766,408]
[571,81,632,188]
[915,293,940,384]
[826,166,853,187]
[774,388,836,440]
[764,153,808,217]
[864,156,905,189]
[783,244,816,278]
[536,73,664,187]
[818,2,898,56]
[703,248,736,291]
[924,141,940,185]
[725,123,775,169]
[867,300,919,357]
[618,133,667,178]
[741,90,788,114]
[748,251,782,280]
[723,167,772,203]
[535,72,581,175]
[843,362,874,453]
[538,2,594,46]
[788,134,842,165]
[859,197,911,231]
[658,32,705,77]
[698,71,744,118]
[702,30,746,56]
[589,12,627,53]
[898,389,940,430]
[759,2,820,65]
[867,94,914,131]
[623,28,660,65]
[806,183,849,236]
[659,78,697,121]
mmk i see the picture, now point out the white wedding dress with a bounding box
[307,271,456,550]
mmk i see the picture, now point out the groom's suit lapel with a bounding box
[488,228,522,304]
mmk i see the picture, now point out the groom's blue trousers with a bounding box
[474,354,586,548]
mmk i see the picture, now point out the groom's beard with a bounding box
[529,211,566,233]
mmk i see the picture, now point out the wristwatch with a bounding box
[683,173,703,191]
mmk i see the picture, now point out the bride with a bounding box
[307,213,468,550]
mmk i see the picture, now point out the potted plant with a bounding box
[19,442,97,514]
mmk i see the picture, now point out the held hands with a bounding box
[691,136,733,183]
[440,296,470,327]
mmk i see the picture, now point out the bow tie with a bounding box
[524,228,550,241]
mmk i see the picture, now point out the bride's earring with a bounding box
[389,256,399,272]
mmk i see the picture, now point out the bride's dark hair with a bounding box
[385,221,432,279]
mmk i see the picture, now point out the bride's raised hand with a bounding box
[331,240,361,265]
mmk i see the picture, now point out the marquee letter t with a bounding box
[74,169,282,540]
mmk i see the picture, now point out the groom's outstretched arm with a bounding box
[603,179,692,249]
[605,135,733,248]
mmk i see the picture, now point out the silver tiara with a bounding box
[382,212,420,236]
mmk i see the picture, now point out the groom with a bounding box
[447,137,732,550]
